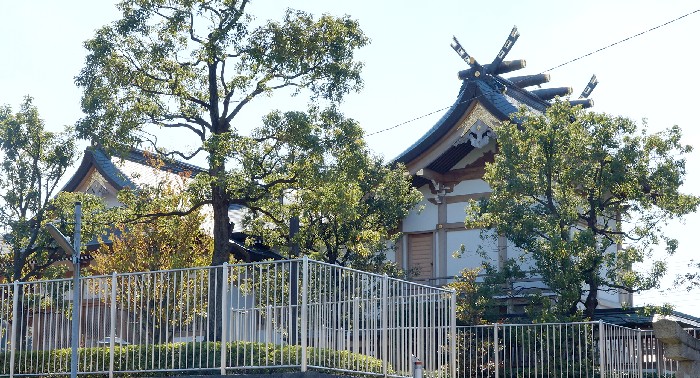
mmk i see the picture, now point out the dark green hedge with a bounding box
[0,341,388,377]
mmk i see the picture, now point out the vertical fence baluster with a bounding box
[494,323,499,378]
[9,281,19,378]
[300,257,308,372]
[220,263,229,375]
[450,290,456,378]
[109,272,117,378]
[381,274,388,377]
[599,319,605,378]
[637,328,642,378]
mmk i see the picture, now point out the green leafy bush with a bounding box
[0,341,388,377]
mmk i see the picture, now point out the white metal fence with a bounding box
[455,321,684,378]
[0,257,456,377]
[0,255,693,378]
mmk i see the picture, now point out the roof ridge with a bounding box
[103,147,207,176]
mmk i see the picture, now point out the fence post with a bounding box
[353,297,360,354]
[381,274,389,378]
[220,263,229,375]
[450,290,457,378]
[637,328,642,378]
[109,272,117,378]
[599,320,605,378]
[300,256,309,372]
[9,281,19,378]
[493,323,499,378]
[71,202,82,378]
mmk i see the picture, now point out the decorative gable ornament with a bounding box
[466,119,495,148]
[394,26,599,185]
[86,173,109,196]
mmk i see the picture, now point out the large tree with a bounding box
[245,107,422,272]
[466,100,698,319]
[76,0,370,268]
[0,97,104,282]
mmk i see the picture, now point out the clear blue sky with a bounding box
[2,1,699,314]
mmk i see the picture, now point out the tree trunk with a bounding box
[208,182,230,341]
[584,279,599,319]
[12,253,26,348]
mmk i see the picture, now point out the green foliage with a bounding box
[448,259,528,325]
[4,341,387,377]
[0,97,106,282]
[75,0,397,268]
[242,107,422,272]
[93,156,212,273]
[466,100,698,319]
[676,259,700,291]
[639,303,674,317]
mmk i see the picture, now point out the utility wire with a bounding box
[542,9,700,73]
[367,9,700,137]
[366,104,455,136]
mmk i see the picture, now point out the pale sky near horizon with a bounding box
[1,1,700,315]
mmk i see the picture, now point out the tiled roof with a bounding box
[393,81,474,165]
[393,75,564,165]
[393,29,594,167]
[593,307,700,329]
[63,147,206,192]
[63,148,281,261]
[119,149,206,177]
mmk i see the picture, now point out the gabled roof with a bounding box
[62,147,282,262]
[62,147,205,192]
[394,27,596,179]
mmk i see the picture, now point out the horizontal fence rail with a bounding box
[0,257,456,377]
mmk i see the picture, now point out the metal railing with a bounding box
[0,254,693,378]
[455,321,686,378]
[0,257,456,377]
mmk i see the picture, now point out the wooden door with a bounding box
[408,233,434,283]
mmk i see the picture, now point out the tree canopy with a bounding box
[244,107,421,272]
[0,97,104,282]
[75,0,392,268]
[466,100,698,319]
[93,161,211,274]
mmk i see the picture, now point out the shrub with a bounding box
[0,341,388,377]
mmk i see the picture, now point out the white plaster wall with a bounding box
[446,180,491,224]
[402,186,438,233]
[450,179,491,197]
[508,243,623,307]
[597,287,621,308]
[445,229,498,278]
[384,240,397,263]
[447,203,467,224]
[593,243,625,307]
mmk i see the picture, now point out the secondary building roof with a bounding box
[62,147,281,262]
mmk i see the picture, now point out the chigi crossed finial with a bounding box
[452,26,525,80]
[450,26,598,107]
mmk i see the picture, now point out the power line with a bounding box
[367,9,700,137]
[366,104,454,136]
[542,9,700,73]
